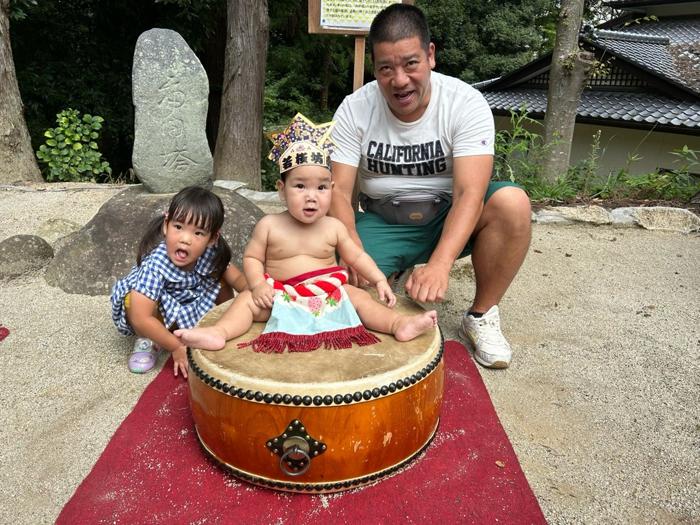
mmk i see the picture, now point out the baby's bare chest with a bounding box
[266,228,336,260]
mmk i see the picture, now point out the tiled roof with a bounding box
[482,88,700,129]
[588,32,687,87]
[584,22,700,94]
[611,17,700,45]
[477,7,699,130]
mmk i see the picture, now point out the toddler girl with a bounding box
[111,186,246,376]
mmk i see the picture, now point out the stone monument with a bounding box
[132,28,213,193]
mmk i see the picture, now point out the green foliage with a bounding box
[419,0,555,82]
[622,170,699,200]
[492,109,580,203]
[588,146,700,201]
[8,0,37,21]
[493,108,544,182]
[569,129,602,195]
[670,144,699,175]
[259,0,353,190]
[586,152,641,199]
[494,110,700,203]
[36,109,111,182]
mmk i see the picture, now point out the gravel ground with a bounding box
[0,184,698,524]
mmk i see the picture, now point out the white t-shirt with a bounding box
[331,72,494,200]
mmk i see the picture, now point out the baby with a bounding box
[176,113,436,352]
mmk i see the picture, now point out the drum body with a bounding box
[188,295,444,493]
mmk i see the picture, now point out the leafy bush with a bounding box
[36,108,112,182]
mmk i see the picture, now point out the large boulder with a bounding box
[45,186,263,295]
[132,28,213,193]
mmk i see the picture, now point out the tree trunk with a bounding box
[213,0,269,189]
[541,0,595,183]
[320,45,332,112]
[0,0,42,184]
[203,13,226,153]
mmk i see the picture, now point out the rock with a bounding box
[45,186,264,296]
[548,205,612,225]
[36,218,82,245]
[634,207,700,233]
[236,188,286,215]
[610,207,638,227]
[0,235,54,280]
[213,180,247,192]
[533,209,573,224]
[236,188,282,205]
[132,28,212,193]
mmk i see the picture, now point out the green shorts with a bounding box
[356,181,522,276]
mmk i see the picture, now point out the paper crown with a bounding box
[267,113,336,175]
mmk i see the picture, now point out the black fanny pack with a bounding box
[359,191,452,226]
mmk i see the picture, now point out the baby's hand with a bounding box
[375,280,396,308]
[252,281,275,309]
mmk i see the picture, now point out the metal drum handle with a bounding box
[280,443,312,476]
[267,419,326,477]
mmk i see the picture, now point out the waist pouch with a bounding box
[360,191,452,226]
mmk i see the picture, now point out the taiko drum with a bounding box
[187,295,444,493]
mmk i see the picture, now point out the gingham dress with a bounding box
[110,242,221,336]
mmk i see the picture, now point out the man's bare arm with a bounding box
[329,161,362,248]
[405,155,493,303]
[330,161,368,286]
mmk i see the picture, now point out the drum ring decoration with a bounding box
[187,345,443,406]
[267,419,326,476]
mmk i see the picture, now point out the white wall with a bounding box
[493,115,700,177]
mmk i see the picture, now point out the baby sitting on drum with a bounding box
[175,114,436,353]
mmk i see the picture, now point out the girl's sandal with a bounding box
[128,337,161,374]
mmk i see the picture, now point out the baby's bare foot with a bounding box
[394,310,438,342]
[174,327,227,351]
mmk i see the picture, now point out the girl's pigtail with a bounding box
[137,214,166,266]
[209,234,232,282]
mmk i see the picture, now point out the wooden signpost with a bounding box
[308,0,414,92]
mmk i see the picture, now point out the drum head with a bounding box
[192,294,440,397]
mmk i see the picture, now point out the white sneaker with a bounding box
[459,305,512,369]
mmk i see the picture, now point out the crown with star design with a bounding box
[267,113,336,175]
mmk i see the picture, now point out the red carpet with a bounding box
[58,341,545,524]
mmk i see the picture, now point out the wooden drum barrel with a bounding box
[187,295,444,493]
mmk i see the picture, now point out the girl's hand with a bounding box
[375,280,396,308]
[252,282,275,309]
[172,345,188,378]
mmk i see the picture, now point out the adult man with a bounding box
[330,4,531,369]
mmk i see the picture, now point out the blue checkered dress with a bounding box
[110,242,221,336]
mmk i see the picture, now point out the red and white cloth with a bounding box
[239,266,380,353]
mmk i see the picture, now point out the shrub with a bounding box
[36,108,112,182]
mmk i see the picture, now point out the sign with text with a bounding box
[322,0,396,31]
[308,0,413,35]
